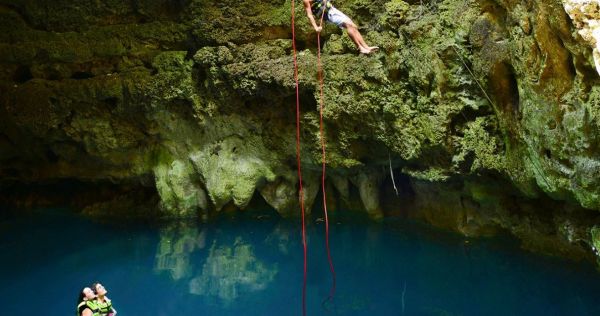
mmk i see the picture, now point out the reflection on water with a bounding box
[265,224,293,255]
[189,238,277,302]
[154,222,278,304]
[154,223,206,280]
[1,210,600,316]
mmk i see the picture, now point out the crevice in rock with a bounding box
[381,170,415,200]
[489,62,519,116]
[167,98,196,118]
[143,60,158,75]
[44,149,59,164]
[12,65,33,83]
[102,97,119,111]
[240,190,279,217]
[449,105,495,134]
[71,71,94,80]
[298,91,318,115]
[575,54,600,88]
[387,67,408,82]
[457,151,477,172]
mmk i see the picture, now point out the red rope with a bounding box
[317,9,336,303]
[292,2,337,313]
[291,2,308,316]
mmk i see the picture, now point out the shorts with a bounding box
[327,7,351,28]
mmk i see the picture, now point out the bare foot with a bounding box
[359,47,372,54]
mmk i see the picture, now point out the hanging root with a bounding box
[389,152,399,196]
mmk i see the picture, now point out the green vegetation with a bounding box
[1,0,600,263]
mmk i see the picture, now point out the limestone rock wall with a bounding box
[563,0,600,74]
[1,0,600,263]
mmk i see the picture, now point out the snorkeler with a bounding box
[76,287,99,316]
[303,0,378,54]
[92,283,117,316]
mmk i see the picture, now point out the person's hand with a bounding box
[315,26,322,33]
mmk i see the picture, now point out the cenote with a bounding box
[4,0,600,315]
[1,207,599,316]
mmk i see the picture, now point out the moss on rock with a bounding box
[190,135,277,211]
[154,159,207,218]
[3,0,600,267]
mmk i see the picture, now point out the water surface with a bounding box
[1,208,599,315]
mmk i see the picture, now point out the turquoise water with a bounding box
[1,208,600,315]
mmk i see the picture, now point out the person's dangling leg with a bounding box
[345,23,371,53]
[328,7,378,54]
[345,21,378,53]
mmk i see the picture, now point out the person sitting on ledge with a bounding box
[303,0,379,54]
